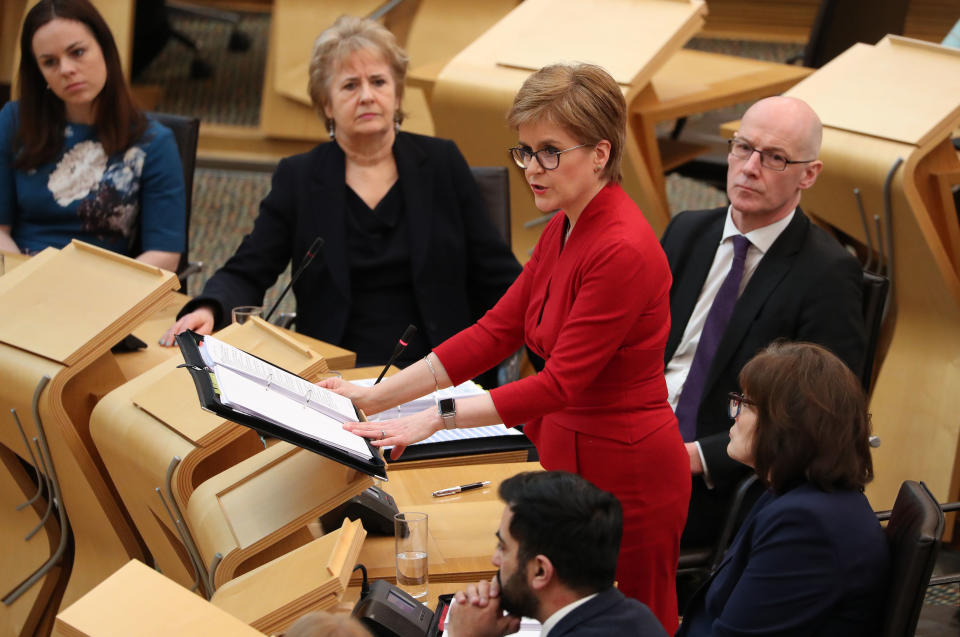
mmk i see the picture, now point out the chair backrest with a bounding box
[147,111,200,274]
[470,165,511,246]
[860,270,889,394]
[880,480,944,637]
[803,0,909,68]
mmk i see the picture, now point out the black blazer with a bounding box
[552,588,668,637]
[661,207,865,488]
[182,132,521,358]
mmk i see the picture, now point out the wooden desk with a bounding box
[354,462,543,585]
[1,250,29,273]
[54,560,265,637]
[0,243,178,621]
[90,319,340,594]
[780,37,960,521]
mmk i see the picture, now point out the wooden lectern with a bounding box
[53,560,265,637]
[781,36,960,525]
[210,518,366,634]
[0,242,179,630]
[90,317,371,595]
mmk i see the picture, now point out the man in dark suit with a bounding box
[447,471,667,637]
[660,96,866,548]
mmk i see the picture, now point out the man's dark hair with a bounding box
[499,471,622,594]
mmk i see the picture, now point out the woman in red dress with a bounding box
[322,63,690,632]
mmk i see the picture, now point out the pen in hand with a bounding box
[432,481,491,497]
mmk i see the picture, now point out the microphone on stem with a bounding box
[375,324,418,384]
[264,236,325,322]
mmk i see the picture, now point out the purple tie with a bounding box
[675,235,751,442]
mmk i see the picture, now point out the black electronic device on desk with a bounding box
[353,580,435,637]
[319,486,399,535]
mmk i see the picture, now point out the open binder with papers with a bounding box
[175,331,387,480]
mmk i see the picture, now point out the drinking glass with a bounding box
[394,512,428,599]
[232,305,263,325]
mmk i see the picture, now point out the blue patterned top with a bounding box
[0,101,186,256]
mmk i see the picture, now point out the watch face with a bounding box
[439,398,455,414]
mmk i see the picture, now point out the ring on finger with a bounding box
[380,430,385,440]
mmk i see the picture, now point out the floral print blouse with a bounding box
[0,101,186,256]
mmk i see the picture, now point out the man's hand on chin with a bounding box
[447,578,521,637]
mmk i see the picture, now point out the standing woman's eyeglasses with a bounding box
[508,144,594,170]
[728,392,756,418]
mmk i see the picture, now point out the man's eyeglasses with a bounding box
[728,392,756,419]
[727,138,816,172]
[508,144,593,171]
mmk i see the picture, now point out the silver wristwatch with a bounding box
[438,397,457,429]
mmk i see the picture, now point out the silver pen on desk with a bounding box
[432,481,491,497]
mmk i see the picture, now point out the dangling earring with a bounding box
[327,120,335,140]
[394,113,401,134]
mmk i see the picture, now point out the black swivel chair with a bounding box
[133,1,251,79]
[144,111,201,292]
[877,481,944,637]
[795,0,910,69]
[860,270,889,393]
[469,165,511,247]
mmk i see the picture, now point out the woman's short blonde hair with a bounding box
[507,63,626,183]
[307,15,409,127]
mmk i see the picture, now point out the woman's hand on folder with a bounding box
[159,306,215,347]
[342,408,443,460]
[317,377,372,407]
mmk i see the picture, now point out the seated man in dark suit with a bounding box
[660,96,866,550]
[447,471,667,637]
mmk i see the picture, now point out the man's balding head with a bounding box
[744,96,822,157]
[726,96,824,233]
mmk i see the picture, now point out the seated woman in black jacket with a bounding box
[161,15,520,369]
[678,341,889,636]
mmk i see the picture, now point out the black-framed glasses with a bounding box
[727,138,816,172]
[508,144,593,170]
[728,392,756,419]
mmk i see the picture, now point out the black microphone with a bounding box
[375,324,418,384]
[265,236,325,322]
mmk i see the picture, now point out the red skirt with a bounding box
[525,419,691,634]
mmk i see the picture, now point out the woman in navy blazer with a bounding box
[678,341,889,636]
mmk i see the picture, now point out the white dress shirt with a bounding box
[540,593,597,637]
[663,207,794,483]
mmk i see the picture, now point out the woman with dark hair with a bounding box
[161,15,519,369]
[321,62,689,632]
[678,341,889,636]
[0,0,185,270]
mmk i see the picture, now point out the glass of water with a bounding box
[232,305,263,325]
[394,511,428,599]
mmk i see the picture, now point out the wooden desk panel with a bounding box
[354,462,543,584]
[54,560,264,637]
